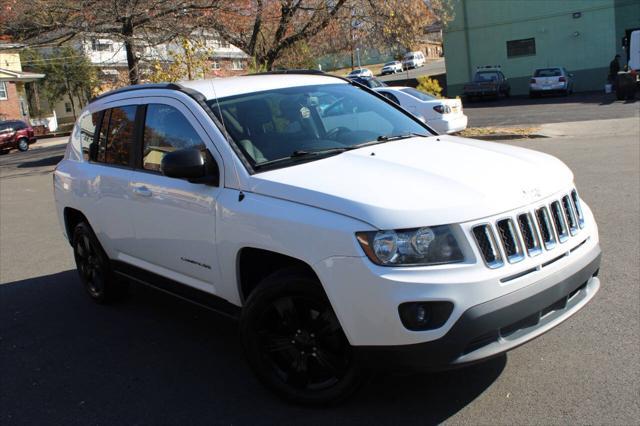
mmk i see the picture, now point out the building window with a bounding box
[506,38,536,58]
[65,102,72,113]
[232,60,243,70]
[212,61,221,70]
[0,82,7,100]
[91,38,113,52]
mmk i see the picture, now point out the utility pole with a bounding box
[356,47,361,69]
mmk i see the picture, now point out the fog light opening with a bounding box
[398,301,454,331]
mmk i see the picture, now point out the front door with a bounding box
[127,99,222,293]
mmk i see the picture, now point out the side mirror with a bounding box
[161,148,220,186]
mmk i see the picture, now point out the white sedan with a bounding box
[347,68,373,78]
[373,86,468,134]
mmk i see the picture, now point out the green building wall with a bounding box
[443,0,640,96]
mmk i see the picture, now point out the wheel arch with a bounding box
[63,207,90,245]
[236,247,321,304]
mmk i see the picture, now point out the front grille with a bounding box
[473,189,586,268]
[562,195,578,235]
[496,219,525,263]
[472,225,503,269]
[550,201,569,242]
[517,213,542,256]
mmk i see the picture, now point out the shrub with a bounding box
[416,76,443,98]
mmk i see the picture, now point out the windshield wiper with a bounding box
[254,147,351,170]
[376,132,428,142]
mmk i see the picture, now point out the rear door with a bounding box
[83,104,139,258]
[127,97,222,293]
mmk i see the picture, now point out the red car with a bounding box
[0,120,37,153]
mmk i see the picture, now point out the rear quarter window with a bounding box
[79,113,99,161]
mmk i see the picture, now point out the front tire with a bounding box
[17,138,29,152]
[240,268,364,405]
[72,222,127,303]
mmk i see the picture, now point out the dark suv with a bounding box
[0,120,37,153]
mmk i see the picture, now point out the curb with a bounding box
[470,134,548,141]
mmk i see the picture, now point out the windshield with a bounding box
[207,83,432,171]
[400,87,437,101]
[384,62,396,66]
[534,68,562,77]
[473,71,499,82]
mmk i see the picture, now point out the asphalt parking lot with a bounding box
[0,109,638,424]
[463,91,639,127]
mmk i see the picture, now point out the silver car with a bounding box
[529,67,574,97]
[380,61,403,75]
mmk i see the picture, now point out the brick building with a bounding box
[0,43,44,122]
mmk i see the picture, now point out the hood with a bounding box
[248,136,573,230]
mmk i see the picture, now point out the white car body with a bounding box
[374,86,468,134]
[530,67,574,95]
[54,74,600,377]
[402,51,426,69]
[380,61,403,75]
[347,68,373,78]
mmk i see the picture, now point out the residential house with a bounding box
[0,43,44,122]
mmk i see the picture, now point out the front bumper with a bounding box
[353,249,600,370]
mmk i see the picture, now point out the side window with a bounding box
[96,110,110,163]
[79,113,99,161]
[142,104,205,172]
[378,91,400,105]
[105,106,136,166]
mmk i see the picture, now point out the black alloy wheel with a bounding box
[72,222,126,303]
[240,269,364,405]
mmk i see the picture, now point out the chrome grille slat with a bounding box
[472,189,586,269]
[571,189,585,228]
[562,195,579,235]
[536,206,557,250]
[517,213,542,256]
[472,224,504,269]
[496,218,525,263]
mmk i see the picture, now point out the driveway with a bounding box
[1,117,638,424]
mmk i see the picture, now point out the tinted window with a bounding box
[104,106,136,166]
[207,83,429,170]
[378,91,400,105]
[142,104,205,172]
[79,113,99,161]
[96,110,109,163]
[473,72,500,82]
[507,38,536,58]
[534,68,562,77]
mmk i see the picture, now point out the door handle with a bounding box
[132,185,152,197]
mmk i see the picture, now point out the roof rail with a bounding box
[90,83,191,104]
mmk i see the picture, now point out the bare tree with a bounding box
[1,0,222,84]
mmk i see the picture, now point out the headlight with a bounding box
[356,225,464,266]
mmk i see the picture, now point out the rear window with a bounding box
[474,72,499,82]
[534,68,562,77]
[400,88,436,101]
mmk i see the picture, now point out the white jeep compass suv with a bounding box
[54,72,601,405]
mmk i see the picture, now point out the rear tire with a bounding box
[72,222,127,303]
[240,268,365,405]
[17,138,29,152]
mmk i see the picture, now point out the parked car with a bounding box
[463,66,511,100]
[347,68,373,78]
[0,120,37,153]
[374,86,468,134]
[402,51,426,69]
[530,67,574,97]
[54,73,601,405]
[348,76,387,88]
[380,61,403,75]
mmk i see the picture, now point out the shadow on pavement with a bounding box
[0,271,505,425]
[16,154,64,168]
